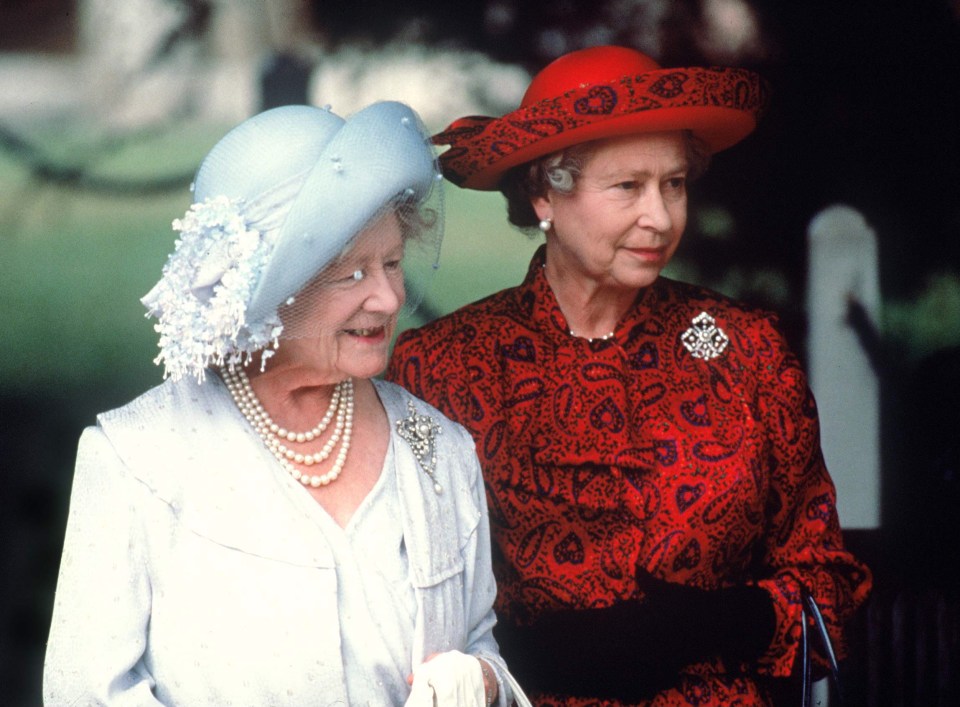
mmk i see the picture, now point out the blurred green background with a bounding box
[0,123,540,410]
[3,119,957,412]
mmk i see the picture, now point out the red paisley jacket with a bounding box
[387,248,871,706]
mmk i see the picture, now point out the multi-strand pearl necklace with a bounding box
[223,367,354,488]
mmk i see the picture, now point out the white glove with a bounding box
[404,650,486,707]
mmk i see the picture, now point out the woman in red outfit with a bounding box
[387,46,871,706]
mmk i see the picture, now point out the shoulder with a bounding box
[394,286,520,350]
[98,375,222,431]
[645,278,805,394]
[653,278,789,347]
[92,375,239,499]
[375,380,485,537]
[388,289,523,394]
[375,379,477,452]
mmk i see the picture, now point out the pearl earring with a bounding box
[538,218,552,233]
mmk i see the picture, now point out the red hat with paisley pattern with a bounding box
[433,45,768,190]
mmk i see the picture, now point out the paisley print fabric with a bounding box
[432,65,768,189]
[387,247,871,706]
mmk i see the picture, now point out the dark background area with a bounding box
[2,0,960,704]
[318,0,960,302]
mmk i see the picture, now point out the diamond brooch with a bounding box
[681,311,729,360]
[396,401,443,494]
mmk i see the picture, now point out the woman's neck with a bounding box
[240,358,347,429]
[543,259,637,340]
[222,361,386,526]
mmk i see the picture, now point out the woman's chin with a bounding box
[339,338,391,379]
[344,362,388,381]
[617,260,667,289]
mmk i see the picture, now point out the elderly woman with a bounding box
[387,46,872,705]
[43,102,529,707]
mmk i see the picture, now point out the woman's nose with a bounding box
[363,269,404,313]
[637,190,673,232]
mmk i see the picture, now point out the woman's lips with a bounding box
[625,246,665,263]
[345,325,387,341]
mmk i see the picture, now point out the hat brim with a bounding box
[246,101,437,322]
[433,66,768,191]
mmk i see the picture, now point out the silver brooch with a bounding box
[396,401,443,494]
[681,311,729,360]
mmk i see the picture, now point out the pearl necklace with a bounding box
[223,368,354,488]
[569,329,615,343]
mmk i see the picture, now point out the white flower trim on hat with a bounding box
[142,195,283,382]
[141,101,441,383]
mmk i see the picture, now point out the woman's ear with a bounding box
[531,195,553,222]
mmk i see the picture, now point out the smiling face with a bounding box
[533,131,689,293]
[272,212,406,382]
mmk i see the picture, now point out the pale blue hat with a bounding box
[142,101,441,382]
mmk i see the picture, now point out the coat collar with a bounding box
[96,375,478,579]
[98,374,335,567]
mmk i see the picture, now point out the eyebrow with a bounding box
[592,161,689,181]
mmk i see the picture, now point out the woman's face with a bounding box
[533,131,689,292]
[273,213,406,382]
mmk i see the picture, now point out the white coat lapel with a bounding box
[98,375,335,568]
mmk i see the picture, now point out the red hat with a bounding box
[433,45,769,190]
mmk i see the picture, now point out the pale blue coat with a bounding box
[44,376,513,706]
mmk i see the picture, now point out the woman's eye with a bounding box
[384,259,402,271]
[664,176,686,192]
[615,180,639,191]
[334,269,363,283]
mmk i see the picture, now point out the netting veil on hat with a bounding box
[142,102,443,382]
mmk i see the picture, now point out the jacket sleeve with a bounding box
[452,426,522,707]
[752,315,872,677]
[44,427,165,706]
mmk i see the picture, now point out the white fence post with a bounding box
[806,204,882,530]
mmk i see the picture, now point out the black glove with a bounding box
[494,570,775,702]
